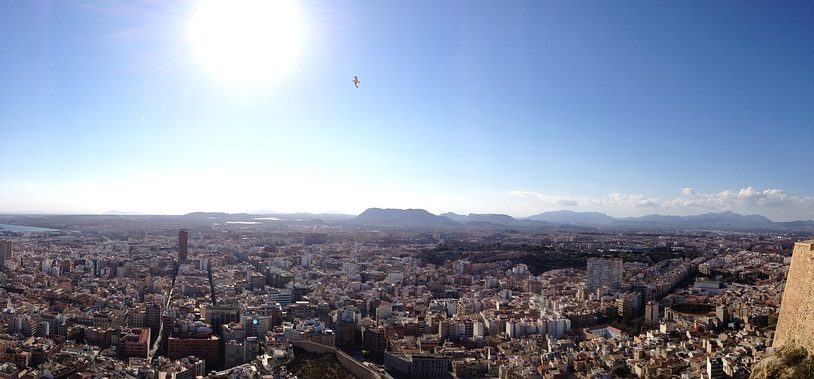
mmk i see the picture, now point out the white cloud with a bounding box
[663,186,814,209]
[509,191,658,209]
[557,198,578,206]
[510,186,814,220]
[607,193,660,208]
[507,191,596,207]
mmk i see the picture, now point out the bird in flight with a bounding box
[352,76,360,88]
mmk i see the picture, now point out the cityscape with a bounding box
[0,210,810,378]
[2,1,814,378]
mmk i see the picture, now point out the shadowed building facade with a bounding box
[178,229,188,262]
[0,240,12,264]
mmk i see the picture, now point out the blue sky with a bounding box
[1,1,813,220]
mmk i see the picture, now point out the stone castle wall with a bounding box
[773,240,814,350]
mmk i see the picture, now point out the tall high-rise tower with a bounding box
[178,229,189,262]
[0,240,11,262]
[645,301,660,324]
[586,258,623,292]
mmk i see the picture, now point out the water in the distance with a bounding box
[0,224,60,233]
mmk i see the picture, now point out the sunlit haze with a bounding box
[1,1,813,220]
[189,0,304,88]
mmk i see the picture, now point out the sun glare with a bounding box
[189,0,304,88]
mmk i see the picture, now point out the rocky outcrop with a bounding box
[750,343,814,379]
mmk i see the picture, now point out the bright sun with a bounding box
[189,0,304,88]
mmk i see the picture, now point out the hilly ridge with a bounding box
[528,210,614,225]
[352,208,814,232]
[441,212,521,225]
[352,208,458,227]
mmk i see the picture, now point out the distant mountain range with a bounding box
[352,208,458,227]
[3,208,812,233]
[351,208,814,232]
[441,212,522,225]
[610,211,776,230]
[527,210,615,225]
[178,209,814,232]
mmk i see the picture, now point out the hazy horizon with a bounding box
[0,206,811,224]
[2,1,813,221]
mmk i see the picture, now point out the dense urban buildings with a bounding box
[0,212,806,378]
